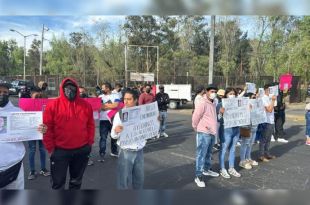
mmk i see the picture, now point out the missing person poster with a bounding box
[246,82,256,94]
[249,99,267,125]
[222,97,251,129]
[119,102,160,147]
[0,112,43,142]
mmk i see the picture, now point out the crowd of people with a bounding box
[0,78,308,190]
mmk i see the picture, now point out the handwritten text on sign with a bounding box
[249,99,267,125]
[119,102,160,147]
[222,97,250,129]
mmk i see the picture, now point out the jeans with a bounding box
[306,111,310,136]
[28,140,47,172]
[50,145,91,189]
[99,120,118,156]
[259,123,274,157]
[117,149,144,189]
[195,132,215,177]
[219,127,240,169]
[159,111,168,134]
[240,126,258,161]
[274,111,285,140]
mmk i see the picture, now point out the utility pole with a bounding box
[208,15,215,85]
[125,45,128,87]
[40,24,49,75]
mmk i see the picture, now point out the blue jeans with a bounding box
[195,132,215,177]
[117,149,144,189]
[240,126,258,161]
[28,140,47,172]
[219,127,240,169]
[99,120,118,156]
[306,111,310,136]
[159,111,168,134]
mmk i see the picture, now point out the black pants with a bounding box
[274,111,285,140]
[99,120,118,156]
[259,123,274,157]
[50,145,91,189]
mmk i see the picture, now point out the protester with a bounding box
[259,84,277,162]
[217,87,241,178]
[155,85,170,138]
[239,93,259,170]
[273,86,288,143]
[98,82,120,161]
[214,88,225,150]
[192,84,219,188]
[194,85,206,106]
[305,102,310,146]
[112,83,123,100]
[111,89,146,189]
[0,83,47,189]
[138,84,155,105]
[38,81,48,98]
[27,87,50,180]
[43,78,95,189]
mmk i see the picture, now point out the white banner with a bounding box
[0,112,43,142]
[119,102,160,146]
[246,82,256,94]
[222,97,251,129]
[269,85,279,96]
[249,99,267,125]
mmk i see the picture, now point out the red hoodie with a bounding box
[43,78,95,153]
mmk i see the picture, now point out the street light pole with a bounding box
[10,29,38,80]
[40,24,49,75]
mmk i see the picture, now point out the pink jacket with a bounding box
[192,97,217,136]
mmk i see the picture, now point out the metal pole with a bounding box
[125,45,128,87]
[39,24,44,75]
[23,36,26,80]
[208,15,215,84]
[156,46,159,85]
[146,46,149,72]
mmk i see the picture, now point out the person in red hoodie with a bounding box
[43,78,95,189]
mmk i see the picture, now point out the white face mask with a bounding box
[209,93,217,100]
[228,95,235,98]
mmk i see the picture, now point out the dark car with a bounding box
[9,80,34,97]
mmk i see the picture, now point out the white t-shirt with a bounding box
[0,102,25,171]
[99,93,121,121]
[262,95,274,124]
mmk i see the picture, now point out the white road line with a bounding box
[170,152,195,161]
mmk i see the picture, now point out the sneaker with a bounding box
[28,171,37,180]
[258,156,269,162]
[239,161,252,170]
[248,159,258,166]
[236,142,241,146]
[162,133,169,138]
[110,152,119,158]
[228,168,241,177]
[98,155,105,162]
[203,170,219,177]
[277,138,288,143]
[88,159,94,166]
[156,133,161,139]
[265,154,276,160]
[271,135,275,142]
[194,176,206,188]
[39,169,50,177]
[306,140,310,146]
[220,169,231,179]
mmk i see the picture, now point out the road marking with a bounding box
[170,152,195,161]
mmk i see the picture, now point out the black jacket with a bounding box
[156,92,170,111]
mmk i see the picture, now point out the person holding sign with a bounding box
[0,83,47,189]
[305,103,310,146]
[259,84,277,162]
[43,78,95,189]
[217,87,242,179]
[111,89,146,189]
[192,84,220,188]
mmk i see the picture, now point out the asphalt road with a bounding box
[8,97,310,190]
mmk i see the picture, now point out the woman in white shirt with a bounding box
[111,89,145,189]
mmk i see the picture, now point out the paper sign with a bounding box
[279,74,292,91]
[246,82,256,94]
[107,102,125,122]
[269,85,279,96]
[249,99,267,125]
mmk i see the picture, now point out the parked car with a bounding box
[9,80,34,98]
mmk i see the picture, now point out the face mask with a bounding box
[64,85,77,101]
[80,93,88,98]
[0,94,9,107]
[228,95,235,98]
[159,88,164,93]
[209,93,217,100]
[146,88,151,93]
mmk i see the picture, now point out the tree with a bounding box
[27,39,41,75]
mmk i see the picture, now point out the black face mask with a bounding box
[80,93,88,98]
[159,88,164,93]
[64,85,77,101]
[0,94,9,107]
[146,88,151,93]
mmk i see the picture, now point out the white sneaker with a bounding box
[162,132,169,138]
[248,159,258,166]
[202,170,219,177]
[156,134,161,139]
[220,169,231,179]
[277,138,288,143]
[228,168,241,177]
[236,142,241,146]
[110,153,118,157]
[194,176,206,188]
[271,135,275,142]
[239,161,252,170]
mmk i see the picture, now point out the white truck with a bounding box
[155,84,192,109]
